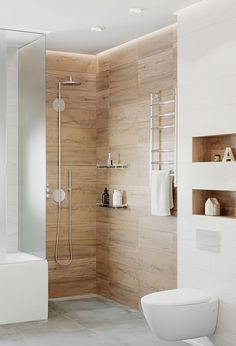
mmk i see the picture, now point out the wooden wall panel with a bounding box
[96,25,177,308]
[46,51,97,298]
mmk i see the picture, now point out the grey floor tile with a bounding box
[0,330,122,346]
[64,306,142,328]
[50,295,125,313]
[90,316,186,346]
[0,296,186,346]
[0,313,84,340]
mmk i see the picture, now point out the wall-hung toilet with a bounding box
[141,288,218,346]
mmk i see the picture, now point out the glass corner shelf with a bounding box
[96,203,128,209]
[96,163,128,169]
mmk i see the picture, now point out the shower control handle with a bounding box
[68,168,72,192]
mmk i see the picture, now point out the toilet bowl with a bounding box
[141,288,218,346]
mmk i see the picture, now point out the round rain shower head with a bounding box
[61,76,78,85]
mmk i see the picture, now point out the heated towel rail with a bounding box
[150,88,177,187]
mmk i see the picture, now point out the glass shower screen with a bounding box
[0,29,46,259]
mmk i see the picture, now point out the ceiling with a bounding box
[0,0,201,54]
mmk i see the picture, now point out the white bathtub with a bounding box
[0,251,48,325]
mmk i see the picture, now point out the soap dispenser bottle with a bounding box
[102,188,109,207]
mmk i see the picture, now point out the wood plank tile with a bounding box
[46,51,96,73]
[96,26,177,308]
[46,51,96,298]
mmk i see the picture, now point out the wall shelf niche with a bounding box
[192,133,236,162]
[193,189,236,218]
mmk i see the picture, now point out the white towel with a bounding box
[151,170,174,217]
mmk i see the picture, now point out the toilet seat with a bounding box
[141,288,211,306]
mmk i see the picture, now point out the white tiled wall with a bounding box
[0,31,7,260]
[6,48,18,252]
[177,0,236,345]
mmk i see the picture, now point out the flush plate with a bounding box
[196,229,220,253]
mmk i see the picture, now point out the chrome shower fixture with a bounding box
[53,76,78,266]
[52,76,78,112]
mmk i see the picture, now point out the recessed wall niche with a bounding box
[192,133,236,162]
[193,189,236,218]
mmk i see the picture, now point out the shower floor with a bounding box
[0,295,185,346]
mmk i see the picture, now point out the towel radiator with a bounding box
[150,88,177,187]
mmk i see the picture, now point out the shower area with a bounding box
[0,28,47,324]
[46,51,97,297]
[45,26,177,305]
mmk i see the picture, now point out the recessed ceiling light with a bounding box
[90,26,105,32]
[129,7,145,14]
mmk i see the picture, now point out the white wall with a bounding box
[177,0,236,345]
[0,31,7,260]
[6,48,18,252]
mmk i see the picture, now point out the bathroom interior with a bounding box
[0,0,236,345]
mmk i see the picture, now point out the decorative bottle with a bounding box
[102,188,109,207]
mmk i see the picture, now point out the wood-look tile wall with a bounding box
[46,51,97,298]
[96,25,177,308]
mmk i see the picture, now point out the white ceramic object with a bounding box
[0,252,48,325]
[222,147,235,162]
[141,288,218,346]
[113,189,123,207]
[205,198,220,216]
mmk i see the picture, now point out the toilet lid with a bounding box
[142,288,211,306]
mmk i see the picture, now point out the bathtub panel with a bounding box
[0,257,48,325]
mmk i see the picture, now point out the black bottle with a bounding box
[102,188,109,207]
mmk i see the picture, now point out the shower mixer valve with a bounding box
[46,183,51,199]
[53,188,66,203]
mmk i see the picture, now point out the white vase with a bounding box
[205,198,220,216]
